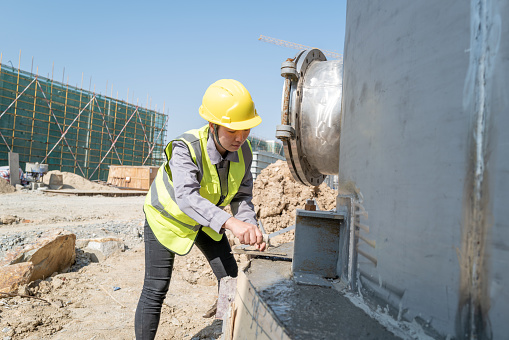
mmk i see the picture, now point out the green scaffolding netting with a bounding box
[0,64,167,181]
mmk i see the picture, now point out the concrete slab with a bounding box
[244,259,401,340]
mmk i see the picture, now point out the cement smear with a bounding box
[247,258,401,340]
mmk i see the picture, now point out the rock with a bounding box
[0,215,18,225]
[75,239,90,249]
[50,299,64,308]
[2,229,76,282]
[0,178,15,194]
[51,277,64,290]
[17,283,30,296]
[0,262,34,293]
[83,237,125,262]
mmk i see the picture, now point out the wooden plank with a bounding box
[107,165,158,190]
[43,189,146,197]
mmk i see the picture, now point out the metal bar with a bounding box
[74,73,84,173]
[148,94,154,163]
[38,80,92,177]
[121,93,128,166]
[88,106,139,179]
[142,115,168,166]
[132,99,139,164]
[39,83,95,164]
[355,231,376,248]
[113,91,120,163]
[29,66,39,162]
[50,62,57,168]
[140,109,148,162]
[356,247,378,266]
[93,96,122,163]
[44,80,51,162]
[0,76,37,120]
[84,92,92,177]
[356,222,370,233]
[10,51,22,151]
[135,106,152,151]
[0,130,11,152]
[61,76,69,170]
[98,97,105,176]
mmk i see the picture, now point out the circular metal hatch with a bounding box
[276,49,343,186]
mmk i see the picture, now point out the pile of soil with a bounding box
[252,160,337,245]
[42,170,113,191]
[0,178,15,194]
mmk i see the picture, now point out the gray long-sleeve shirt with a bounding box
[168,133,257,234]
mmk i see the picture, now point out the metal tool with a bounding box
[262,224,295,246]
[233,224,296,255]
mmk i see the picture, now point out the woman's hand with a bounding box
[223,217,266,251]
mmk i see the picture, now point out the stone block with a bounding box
[84,237,125,262]
[3,229,76,281]
[0,262,33,294]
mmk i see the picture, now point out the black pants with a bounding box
[134,220,238,339]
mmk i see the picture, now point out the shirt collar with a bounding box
[206,132,239,164]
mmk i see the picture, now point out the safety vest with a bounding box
[144,124,252,255]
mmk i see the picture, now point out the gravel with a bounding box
[0,218,145,260]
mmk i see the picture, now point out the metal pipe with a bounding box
[281,77,291,126]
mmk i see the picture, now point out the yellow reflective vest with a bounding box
[144,125,252,255]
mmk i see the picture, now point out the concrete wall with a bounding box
[340,0,508,338]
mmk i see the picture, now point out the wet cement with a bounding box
[246,259,401,340]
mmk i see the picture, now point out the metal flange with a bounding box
[277,49,332,186]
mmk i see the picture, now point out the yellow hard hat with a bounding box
[199,79,262,130]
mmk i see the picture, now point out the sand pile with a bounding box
[0,178,16,194]
[252,160,336,245]
[42,170,112,191]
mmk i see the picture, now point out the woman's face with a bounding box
[213,124,250,154]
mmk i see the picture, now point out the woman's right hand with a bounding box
[223,217,266,251]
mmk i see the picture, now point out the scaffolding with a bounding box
[0,58,167,181]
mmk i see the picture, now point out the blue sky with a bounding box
[1,0,347,142]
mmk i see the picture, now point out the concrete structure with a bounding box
[232,1,509,339]
[339,1,508,338]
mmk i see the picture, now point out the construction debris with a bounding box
[0,177,15,194]
[0,215,19,225]
[0,262,34,294]
[77,237,125,262]
[1,229,76,282]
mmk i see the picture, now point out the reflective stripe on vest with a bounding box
[144,124,252,255]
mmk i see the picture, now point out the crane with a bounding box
[258,35,342,60]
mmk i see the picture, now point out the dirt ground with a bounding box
[0,161,338,339]
[0,192,227,340]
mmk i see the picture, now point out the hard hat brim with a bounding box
[199,107,262,130]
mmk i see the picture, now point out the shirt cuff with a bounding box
[209,209,231,234]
